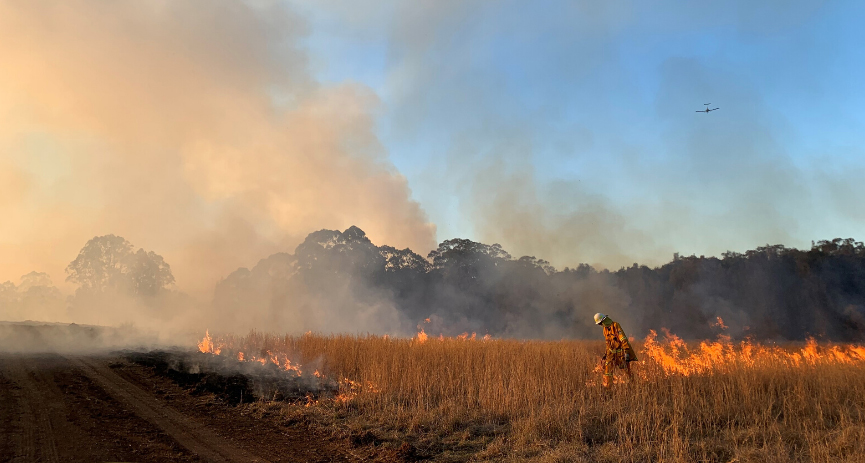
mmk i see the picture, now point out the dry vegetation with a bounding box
[200,331,865,462]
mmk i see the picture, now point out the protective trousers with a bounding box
[603,349,632,387]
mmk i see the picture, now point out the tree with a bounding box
[18,271,53,290]
[66,235,134,292]
[66,235,174,296]
[379,245,431,273]
[294,226,384,278]
[515,256,557,275]
[0,281,17,312]
[127,249,175,297]
[428,239,512,270]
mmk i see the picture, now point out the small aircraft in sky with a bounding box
[697,103,719,113]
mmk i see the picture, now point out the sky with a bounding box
[1,1,864,295]
[296,0,865,267]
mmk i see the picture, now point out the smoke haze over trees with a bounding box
[3,227,865,342]
[66,235,175,298]
[62,235,188,329]
[0,272,66,323]
[0,1,437,298]
[214,226,865,342]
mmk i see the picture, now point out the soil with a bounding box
[0,352,389,462]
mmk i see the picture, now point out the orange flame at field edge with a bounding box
[641,328,865,377]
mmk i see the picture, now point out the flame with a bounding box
[712,316,728,330]
[197,331,308,376]
[233,349,304,375]
[412,317,484,343]
[197,330,221,355]
[247,350,304,375]
[334,378,380,403]
[283,358,303,376]
[641,330,865,377]
[413,317,488,343]
[588,325,865,386]
[196,330,382,406]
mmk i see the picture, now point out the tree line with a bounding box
[4,229,865,341]
[215,227,865,341]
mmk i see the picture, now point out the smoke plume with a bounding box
[0,1,435,300]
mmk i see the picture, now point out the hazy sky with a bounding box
[297,0,865,266]
[2,1,864,294]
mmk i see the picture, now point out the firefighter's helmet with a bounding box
[594,313,608,325]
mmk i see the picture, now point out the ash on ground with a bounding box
[124,350,338,404]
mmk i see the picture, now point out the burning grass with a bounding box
[196,329,865,462]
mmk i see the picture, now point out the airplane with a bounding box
[697,103,719,113]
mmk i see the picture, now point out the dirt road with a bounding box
[0,353,359,462]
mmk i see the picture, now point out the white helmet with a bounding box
[594,313,608,325]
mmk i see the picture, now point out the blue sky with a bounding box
[289,0,865,267]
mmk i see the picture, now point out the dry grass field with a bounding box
[197,329,865,462]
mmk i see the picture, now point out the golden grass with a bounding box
[205,332,865,462]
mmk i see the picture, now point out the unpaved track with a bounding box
[0,354,205,462]
[0,354,294,462]
[72,356,270,463]
[5,358,60,462]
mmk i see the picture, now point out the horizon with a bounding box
[4,226,862,296]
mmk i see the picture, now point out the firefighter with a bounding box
[594,312,637,387]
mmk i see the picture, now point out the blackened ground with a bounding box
[124,350,339,404]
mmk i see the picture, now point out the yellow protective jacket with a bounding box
[603,319,638,364]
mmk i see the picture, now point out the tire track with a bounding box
[70,357,270,463]
[1,357,61,463]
